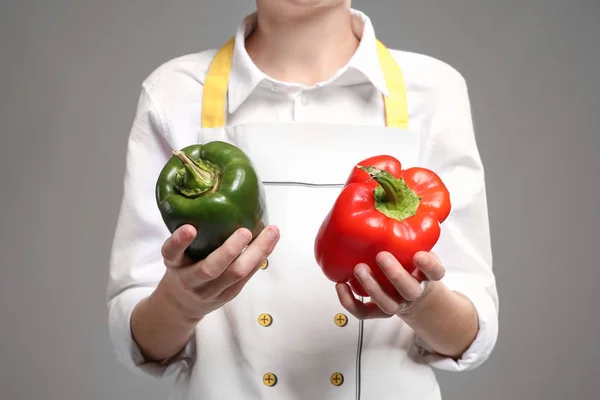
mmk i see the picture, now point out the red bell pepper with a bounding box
[314,155,451,298]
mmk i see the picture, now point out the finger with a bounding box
[162,225,197,269]
[353,264,404,315]
[336,283,391,320]
[209,226,280,293]
[429,251,442,264]
[177,227,253,290]
[411,267,426,283]
[216,259,264,302]
[414,251,445,281]
[376,252,424,302]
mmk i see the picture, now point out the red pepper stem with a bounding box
[172,150,219,197]
[357,165,421,222]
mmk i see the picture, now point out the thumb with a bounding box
[162,224,197,268]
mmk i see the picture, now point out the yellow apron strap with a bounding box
[201,37,409,130]
[201,37,235,129]
[375,39,409,130]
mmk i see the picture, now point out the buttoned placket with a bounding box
[255,253,353,389]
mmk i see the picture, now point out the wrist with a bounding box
[130,277,203,364]
[396,281,479,358]
[154,275,206,327]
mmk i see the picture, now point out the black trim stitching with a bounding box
[262,181,344,188]
[356,296,364,400]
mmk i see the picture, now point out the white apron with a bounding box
[173,38,441,400]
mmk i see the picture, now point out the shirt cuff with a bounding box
[107,286,196,378]
[413,282,498,371]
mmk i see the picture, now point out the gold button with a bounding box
[334,313,348,327]
[260,259,269,270]
[263,372,277,387]
[330,372,344,386]
[258,313,273,327]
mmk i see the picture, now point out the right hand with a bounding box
[159,224,280,322]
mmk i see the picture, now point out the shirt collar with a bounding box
[227,9,389,114]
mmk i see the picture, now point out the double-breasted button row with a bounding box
[258,259,348,388]
[262,372,345,387]
[257,312,349,328]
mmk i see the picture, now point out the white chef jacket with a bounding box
[107,8,499,400]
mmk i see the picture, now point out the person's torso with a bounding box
[141,43,464,400]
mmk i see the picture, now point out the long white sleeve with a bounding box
[414,69,499,371]
[106,83,195,378]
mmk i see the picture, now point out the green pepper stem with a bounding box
[357,165,421,221]
[173,150,219,197]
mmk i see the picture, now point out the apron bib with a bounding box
[180,38,440,400]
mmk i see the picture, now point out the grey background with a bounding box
[1,0,598,399]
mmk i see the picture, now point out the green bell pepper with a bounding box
[155,141,268,261]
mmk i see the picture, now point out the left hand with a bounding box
[336,251,446,319]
